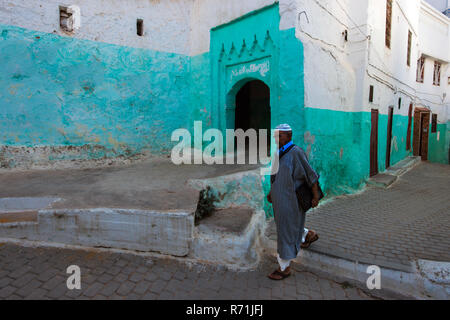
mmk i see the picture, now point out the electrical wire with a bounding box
[305,0,448,109]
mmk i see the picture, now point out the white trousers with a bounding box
[277,228,309,272]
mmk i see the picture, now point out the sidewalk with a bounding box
[264,161,450,299]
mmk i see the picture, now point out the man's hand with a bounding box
[267,192,272,204]
[311,196,319,208]
[311,183,320,208]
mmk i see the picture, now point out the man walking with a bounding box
[267,124,321,280]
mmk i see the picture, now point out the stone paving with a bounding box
[0,242,383,300]
[266,162,450,272]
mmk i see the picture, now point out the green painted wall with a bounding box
[0,24,191,159]
[429,122,450,164]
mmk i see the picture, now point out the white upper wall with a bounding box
[295,0,449,120]
[364,0,423,115]
[295,0,370,112]
[189,0,275,56]
[0,0,193,55]
[417,1,450,121]
[362,0,449,118]
[419,0,450,61]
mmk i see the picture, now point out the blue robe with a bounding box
[271,145,319,260]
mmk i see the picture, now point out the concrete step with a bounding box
[0,211,37,223]
[367,173,397,188]
[190,207,266,269]
[0,197,60,224]
[0,197,61,211]
[368,156,422,188]
[385,156,421,176]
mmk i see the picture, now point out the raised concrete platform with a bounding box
[0,157,259,211]
[0,158,265,267]
[367,173,397,188]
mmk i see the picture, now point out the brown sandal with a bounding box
[268,267,291,280]
[301,231,319,249]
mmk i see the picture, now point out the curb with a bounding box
[367,156,421,188]
[298,248,449,299]
[262,235,449,299]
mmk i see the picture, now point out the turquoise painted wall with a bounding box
[0,24,191,158]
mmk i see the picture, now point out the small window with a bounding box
[407,30,412,66]
[59,5,80,33]
[433,61,441,86]
[416,56,425,83]
[137,19,144,36]
[60,6,73,32]
[385,0,393,48]
[431,114,437,133]
[369,85,374,103]
[342,30,348,42]
[398,97,402,110]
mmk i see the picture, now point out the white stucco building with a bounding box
[0,0,449,194]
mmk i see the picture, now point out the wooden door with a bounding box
[413,109,421,156]
[386,106,394,169]
[370,109,379,177]
[420,112,430,161]
[413,107,430,160]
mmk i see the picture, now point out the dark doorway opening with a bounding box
[235,80,271,160]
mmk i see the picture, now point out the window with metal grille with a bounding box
[433,61,441,86]
[416,56,425,83]
[385,0,393,48]
[407,30,412,66]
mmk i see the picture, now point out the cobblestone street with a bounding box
[0,242,383,300]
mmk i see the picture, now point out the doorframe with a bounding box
[413,107,431,161]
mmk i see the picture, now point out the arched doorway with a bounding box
[234,80,271,158]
